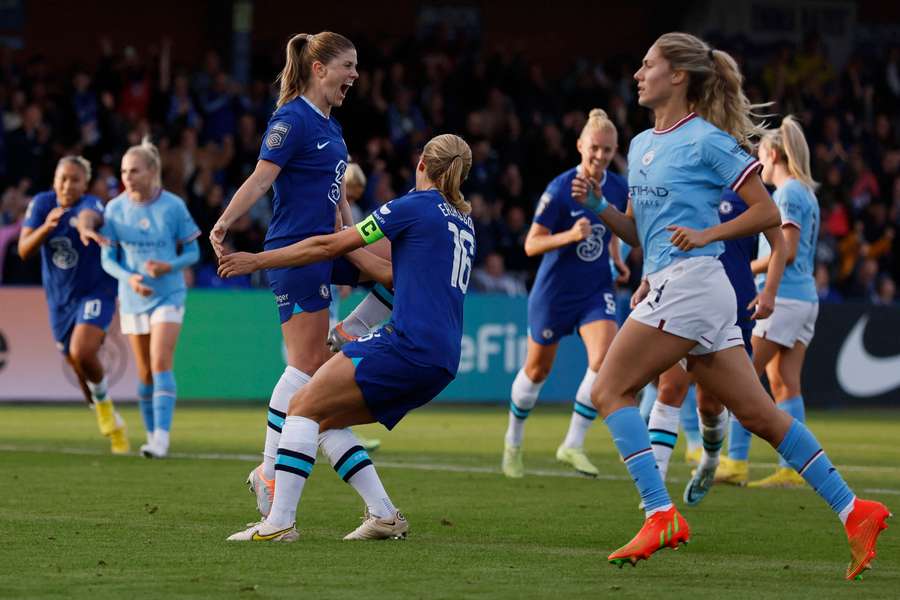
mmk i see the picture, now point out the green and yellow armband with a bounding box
[355,214,385,244]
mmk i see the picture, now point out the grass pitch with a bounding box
[0,404,898,599]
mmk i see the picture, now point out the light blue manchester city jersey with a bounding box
[101,190,200,313]
[627,113,761,275]
[756,178,819,303]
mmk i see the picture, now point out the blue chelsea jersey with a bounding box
[101,190,200,314]
[369,189,475,374]
[261,96,348,250]
[529,167,628,308]
[23,191,117,308]
[717,190,757,324]
[627,113,761,275]
[756,178,819,303]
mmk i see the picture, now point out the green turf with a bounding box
[0,404,897,599]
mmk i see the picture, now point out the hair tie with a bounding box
[708,48,715,61]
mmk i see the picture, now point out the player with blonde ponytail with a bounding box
[219,134,476,542]
[717,116,825,488]
[572,32,888,579]
[501,108,629,479]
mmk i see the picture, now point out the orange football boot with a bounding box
[608,506,690,567]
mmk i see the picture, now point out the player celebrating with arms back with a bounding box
[18,156,128,453]
[101,139,201,459]
[502,108,628,479]
[219,134,474,542]
[581,32,889,579]
[209,32,361,516]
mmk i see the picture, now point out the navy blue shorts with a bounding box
[528,286,616,345]
[49,293,116,354]
[267,262,333,323]
[342,327,455,430]
[739,317,753,357]
[331,257,361,287]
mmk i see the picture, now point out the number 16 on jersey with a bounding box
[447,222,475,293]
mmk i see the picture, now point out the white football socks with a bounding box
[262,366,310,480]
[320,428,395,518]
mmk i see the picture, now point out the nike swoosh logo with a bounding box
[570,210,584,217]
[836,315,900,397]
[251,527,292,541]
[317,141,330,149]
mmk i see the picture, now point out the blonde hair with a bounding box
[762,115,818,190]
[421,134,472,214]
[124,136,162,187]
[344,162,367,189]
[655,32,770,147]
[57,155,92,181]
[276,32,355,108]
[580,108,617,139]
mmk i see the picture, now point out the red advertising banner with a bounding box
[0,288,138,401]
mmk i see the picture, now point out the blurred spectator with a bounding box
[344,163,367,224]
[815,263,843,304]
[472,252,526,296]
[874,275,896,305]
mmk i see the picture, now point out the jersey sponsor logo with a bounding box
[719,200,733,215]
[535,193,551,216]
[836,315,900,397]
[642,150,655,166]
[576,223,607,262]
[730,143,752,160]
[319,284,331,300]
[570,210,584,217]
[275,293,290,307]
[48,237,78,269]
[316,141,330,150]
[328,160,348,205]
[266,121,291,150]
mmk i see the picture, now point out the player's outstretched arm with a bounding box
[345,247,393,289]
[523,220,590,256]
[211,160,280,257]
[218,227,365,278]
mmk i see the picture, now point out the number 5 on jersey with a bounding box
[447,222,475,293]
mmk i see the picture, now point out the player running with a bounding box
[643,190,785,503]
[501,108,628,478]
[716,117,823,488]
[580,32,889,580]
[219,134,473,543]
[18,156,128,454]
[210,32,362,516]
[100,138,200,459]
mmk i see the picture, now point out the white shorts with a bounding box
[120,305,185,335]
[752,297,818,347]
[630,256,744,356]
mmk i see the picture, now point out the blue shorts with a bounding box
[342,327,455,430]
[49,294,116,353]
[528,287,616,345]
[331,257,361,287]
[738,316,753,356]
[268,262,333,323]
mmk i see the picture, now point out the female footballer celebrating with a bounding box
[220,134,473,543]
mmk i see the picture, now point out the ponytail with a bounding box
[276,31,355,108]
[762,115,818,190]
[422,134,473,214]
[655,32,770,147]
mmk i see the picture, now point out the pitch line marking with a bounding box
[1,444,899,496]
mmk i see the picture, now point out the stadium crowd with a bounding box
[0,33,898,304]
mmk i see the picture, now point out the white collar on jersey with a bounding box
[301,95,329,119]
[575,164,607,188]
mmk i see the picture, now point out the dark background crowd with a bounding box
[1,26,898,305]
